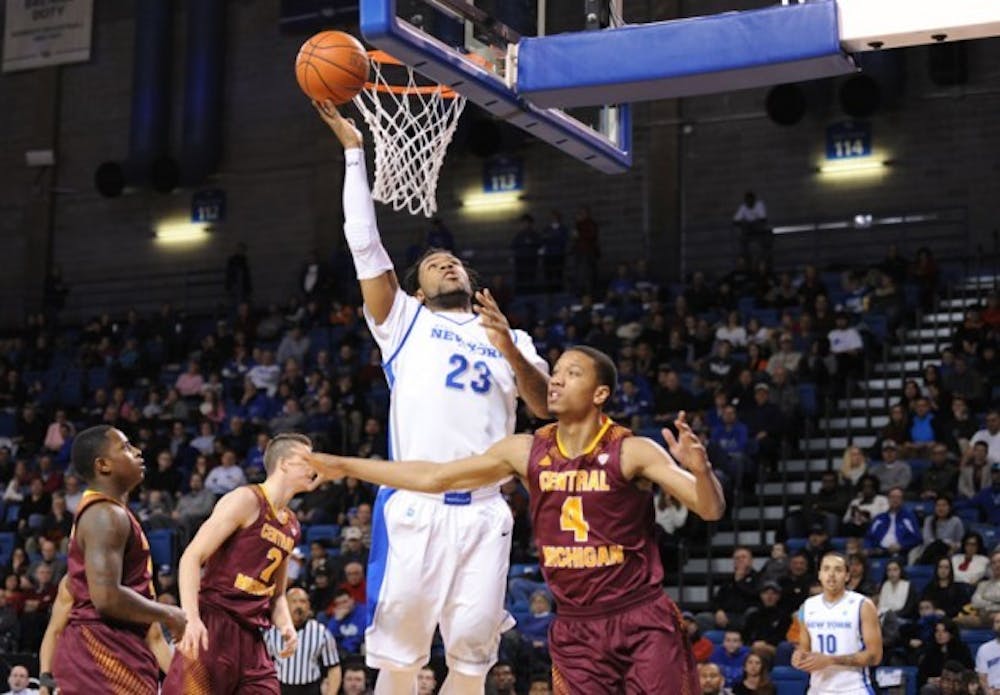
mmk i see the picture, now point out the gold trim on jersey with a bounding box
[555,416,613,459]
[81,625,155,695]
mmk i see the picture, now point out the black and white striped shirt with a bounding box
[264,619,340,685]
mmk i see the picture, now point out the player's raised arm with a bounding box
[78,503,187,633]
[474,288,550,419]
[314,100,398,324]
[621,412,725,521]
[176,486,258,659]
[309,434,532,492]
[39,575,71,681]
[269,557,299,659]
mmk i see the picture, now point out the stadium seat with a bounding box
[786,538,807,552]
[704,629,725,646]
[0,412,15,437]
[305,524,341,545]
[0,532,15,567]
[960,629,993,656]
[830,537,847,551]
[798,383,817,418]
[906,565,934,594]
[957,507,981,525]
[5,505,19,526]
[868,558,887,585]
[771,666,808,695]
[146,529,176,569]
[508,563,540,578]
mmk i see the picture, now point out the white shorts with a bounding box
[364,487,515,676]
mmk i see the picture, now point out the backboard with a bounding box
[359,0,632,174]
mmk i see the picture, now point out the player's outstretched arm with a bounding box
[309,435,532,492]
[314,99,398,324]
[176,487,257,659]
[622,412,725,521]
[474,288,550,419]
[78,503,187,635]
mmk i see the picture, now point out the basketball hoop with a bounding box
[352,50,467,217]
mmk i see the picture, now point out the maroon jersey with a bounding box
[199,484,300,630]
[66,490,155,636]
[526,419,663,611]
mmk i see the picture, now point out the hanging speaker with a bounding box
[839,75,881,118]
[928,41,967,86]
[765,84,807,126]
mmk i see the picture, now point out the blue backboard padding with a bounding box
[360,0,631,173]
[517,0,856,108]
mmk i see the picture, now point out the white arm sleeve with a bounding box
[343,148,393,280]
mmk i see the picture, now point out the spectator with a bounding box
[843,475,889,537]
[922,445,960,500]
[828,311,865,387]
[801,525,833,571]
[960,442,992,500]
[952,532,989,586]
[683,611,715,664]
[920,660,967,695]
[971,411,1000,465]
[766,334,802,379]
[339,661,370,695]
[758,543,788,586]
[339,561,366,605]
[943,397,979,458]
[511,214,541,295]
[702,341,740,393]
[703,547,759,631]
[733,191,770,264]
[778,552,813,615]
[417,666,438,695]
[204,449,246,496]
[915,496,964,566]
[710,630,751,689]
[971,463,1000,525]
[174,360,205,398]
[922,557,972,619]
[277,326,310,366]
[539,210,569,292]
[870,440,913,493]
[732,652,775,695]
[171,472,216,544]
[699,662,733,695]
[907,398,946,458]
[960,550,1000,628]
[711,406,751,492]
[654,490,688,575]
[571,206,601,295]
[917,619,973,688]
[865,487,922,558]
[845,553,877,596]
[742,383,784,473]
[840,445,870,489]
[225,241,253,306]
[878,559,918,619]
[742,581,791,661]
[327,588,367,655]
[488,661,517,695]
[974,613,1000,692]
[248,350,281,396]
[653,368,696,423]
[3,665,36,695]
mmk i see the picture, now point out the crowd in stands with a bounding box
[0,233,997,693]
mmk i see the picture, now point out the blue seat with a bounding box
[0,532,15,567]
[868,557,887,585]
[750,308,778,326]
[146,529,175,569]
[305,524,341,545]
[0,412,14,437]
[87,366,110,390]
[508,563,539,578]
[830,537,847,550]
[704,629,725,646]
[4,505,19,526]
[771,666,808,695]
[957,507,980,525]
[798,383,817,417]
[906,565,935,594]
[864,313,888,342]
[786,538,807,552]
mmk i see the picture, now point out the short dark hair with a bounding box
[72,425,114,483]
[565,346,618,395]
[942,659,966,675]
[401,247,480,296]
[263,433,311,474]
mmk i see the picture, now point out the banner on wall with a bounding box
[2,0,94,73]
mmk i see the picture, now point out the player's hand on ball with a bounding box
[662,411,710,475]
[177,614,207,660]
[474,289,514,355]
[313,99,363,149]
[278,624,299,658]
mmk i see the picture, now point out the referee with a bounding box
[265,587,341,695]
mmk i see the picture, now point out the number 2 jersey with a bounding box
[366,289,547,468]
[199,484,300,630]
[526,418,664,611]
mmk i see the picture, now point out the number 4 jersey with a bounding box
[199,484,301,630]
[366,290,547,468]
[526,419,664,610]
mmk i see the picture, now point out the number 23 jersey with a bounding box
[367,290,547,465]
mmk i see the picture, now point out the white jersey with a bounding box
[366,289,547,472]
[976,638,1000,688]
[801,591,876,695]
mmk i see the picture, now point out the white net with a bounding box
[352,53,467,218]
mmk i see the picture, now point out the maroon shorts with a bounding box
[54,621,158,695]
[162,602,278,695]
[549,589,698,695]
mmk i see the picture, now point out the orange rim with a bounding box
[365,49,491,98]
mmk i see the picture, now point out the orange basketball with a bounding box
[295,31,370,104]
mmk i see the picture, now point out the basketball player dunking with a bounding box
[162,433,316,695]
[793,552,883,695]
[307,346,726,694]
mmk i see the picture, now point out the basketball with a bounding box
[295,31,370,104]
